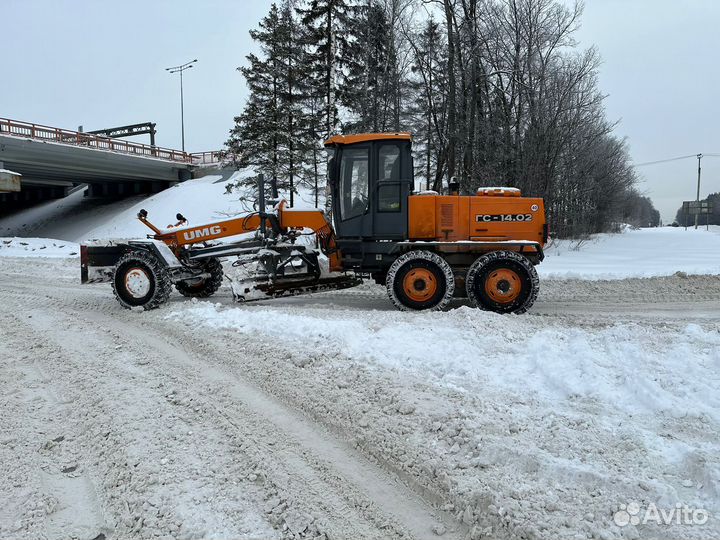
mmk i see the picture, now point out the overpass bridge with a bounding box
[0,117,223,211]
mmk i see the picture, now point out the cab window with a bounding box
[339,147,369,220]
[378,144,401,212]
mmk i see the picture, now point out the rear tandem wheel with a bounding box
[465,250,539,314]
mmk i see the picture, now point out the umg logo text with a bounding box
[183,225,222,242]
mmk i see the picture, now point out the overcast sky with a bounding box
[2,0,719,222]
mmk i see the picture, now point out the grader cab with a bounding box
[81,132,546,314]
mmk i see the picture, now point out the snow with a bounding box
[0,237,79,257]
[82,170,257,240]
[161,282,720,539]
[477,186,521,193]
[2,170,720,539]
[0,168,325,244]
[541,226,720,279]
[169,302,720,423]
[0,168,21,176]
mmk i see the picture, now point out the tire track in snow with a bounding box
[2,273,464,540]
[5,301,277,539]
[62,301,465,540]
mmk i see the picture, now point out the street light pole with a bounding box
[695,153,702,230]
[166,59,197,152]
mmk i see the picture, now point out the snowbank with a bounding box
[167,298,720,528]
[169,302,720,424]
[0,237,79,258]
[541,226,720,280]
[82,170,257,241]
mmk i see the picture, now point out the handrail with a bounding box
[0,117,192,163]
[189,150,224,165]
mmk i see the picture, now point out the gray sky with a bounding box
[574,0,720,223]
[2,0,719,222]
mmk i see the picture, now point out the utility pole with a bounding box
[166,59,197,152]
[695,153,702,229]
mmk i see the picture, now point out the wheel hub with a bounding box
[403,268,437,302]
[485,269,521,304]
[125,267,151,298]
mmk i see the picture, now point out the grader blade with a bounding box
[231,274,362,303]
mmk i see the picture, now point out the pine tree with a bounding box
[225,4,284,192]
[341,1,387,132]
[226,1,312,206]
[297,0,359,138]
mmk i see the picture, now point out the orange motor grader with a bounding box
[81,132,547,313]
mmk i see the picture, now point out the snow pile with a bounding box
[0,237,79,258]
[0,168,310,242]
[541,226,720,279]
[167,298,720,534]
[82,170,258,241]
[169,302,720,423]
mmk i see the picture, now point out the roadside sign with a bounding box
[682,200,713,215]
[682,200,714,230]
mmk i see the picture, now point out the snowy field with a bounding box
[541,226,720,280]
[1,177,719,540]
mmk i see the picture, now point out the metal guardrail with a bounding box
[189,150,224,165]
[0,117,192,163]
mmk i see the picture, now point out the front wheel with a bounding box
[112,250,171,310]
[386,250,454,311]
[466,250,538,314]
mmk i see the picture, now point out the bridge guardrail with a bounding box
[189,150,225,165]
[0,117,192,164]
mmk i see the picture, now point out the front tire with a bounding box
[175,258,224,298]
[112,250,171,310]
[466,250,538,314]
[386,250,454,311]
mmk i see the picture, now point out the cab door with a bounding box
[334,144,371,238]
[372,141,411,239]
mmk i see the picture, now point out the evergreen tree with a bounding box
[297,0,359,138]
[226,1,312,206]
[225,4,284,192]
[341,1,387,132]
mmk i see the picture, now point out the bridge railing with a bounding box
[0,117,192,163]
[190,150,225,165]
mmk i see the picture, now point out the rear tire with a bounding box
[175,258,224,298]
[112,250,171,310]
[466,250,538,314]
[386,250,454,311]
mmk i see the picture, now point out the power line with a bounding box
[633,154,698,167]
[633,153,720,167]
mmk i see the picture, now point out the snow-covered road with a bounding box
[1,256,718,540]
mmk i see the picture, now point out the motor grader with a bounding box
[81,132,547,313]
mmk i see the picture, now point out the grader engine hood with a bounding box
[407,187,547,246]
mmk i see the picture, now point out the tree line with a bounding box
[224,0,659,238]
